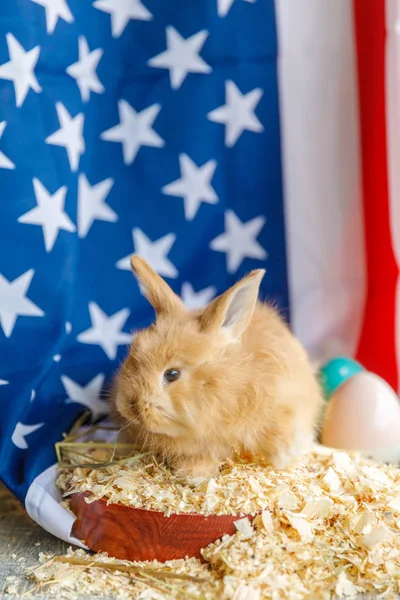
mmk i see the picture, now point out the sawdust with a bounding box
[31,446,400,598]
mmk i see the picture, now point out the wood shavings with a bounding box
[200,447,400,599]
[260,509,273,532]
[387,496,400,513]
[231,582,261,600]
[28,547,219,599]
[4,576,19,595]
[335,571,359,598]
[362,524,395,548]
[322,466,342,492]
[361,466,390,484]
[234,517,254,539]
[284,511,314,542]
[53,444,400,599]
[332,452,356,474]
[302,497,334,520]
[353,509,376,534]
[277,491,299,510]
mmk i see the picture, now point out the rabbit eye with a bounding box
[164,368,181,383]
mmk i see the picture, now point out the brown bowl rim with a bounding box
[76,491,257,520]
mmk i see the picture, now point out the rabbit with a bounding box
[113,255,324,485]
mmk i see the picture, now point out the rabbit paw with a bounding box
[268,431,314,471]
[173,457,219,487]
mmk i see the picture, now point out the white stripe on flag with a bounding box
[386,0,400,386]
[275,0,366,365]
[25,463,88,548]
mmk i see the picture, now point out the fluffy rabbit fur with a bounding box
[113,255,323,484]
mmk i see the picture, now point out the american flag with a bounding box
[0,0,398,544]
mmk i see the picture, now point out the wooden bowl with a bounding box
[70,493,254,562]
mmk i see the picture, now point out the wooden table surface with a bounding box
[0,482,102,599]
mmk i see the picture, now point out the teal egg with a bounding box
[318,357,365,400]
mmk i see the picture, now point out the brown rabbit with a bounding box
[113,255,324,484]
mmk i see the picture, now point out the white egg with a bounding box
[321,372,400,463]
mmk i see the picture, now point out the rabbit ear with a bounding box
[130,255,185,315]
[200,269,265,340]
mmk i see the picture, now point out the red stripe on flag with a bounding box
[353,0,399,388]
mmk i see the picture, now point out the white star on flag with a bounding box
[31,0,74,34]
[66,37,104,102]
[217,0,256,18]
[148,27,211,89]
[117,228,178,278]
[162,154,218,221]
[78,174,117,238]
[12,422,44,450]
[0,122,15,169]
[210,210,267,273]
[101,100,164,164]
[62,374,110,419]
[77,302,131,359]
[93,0,152,38]
[18,178,76,252]
[0,380,9,385]
[0,34,41,107]
[207,80,263,147]
[0,269,44,338]
[181,283,216,310]
[45,102,85,172]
